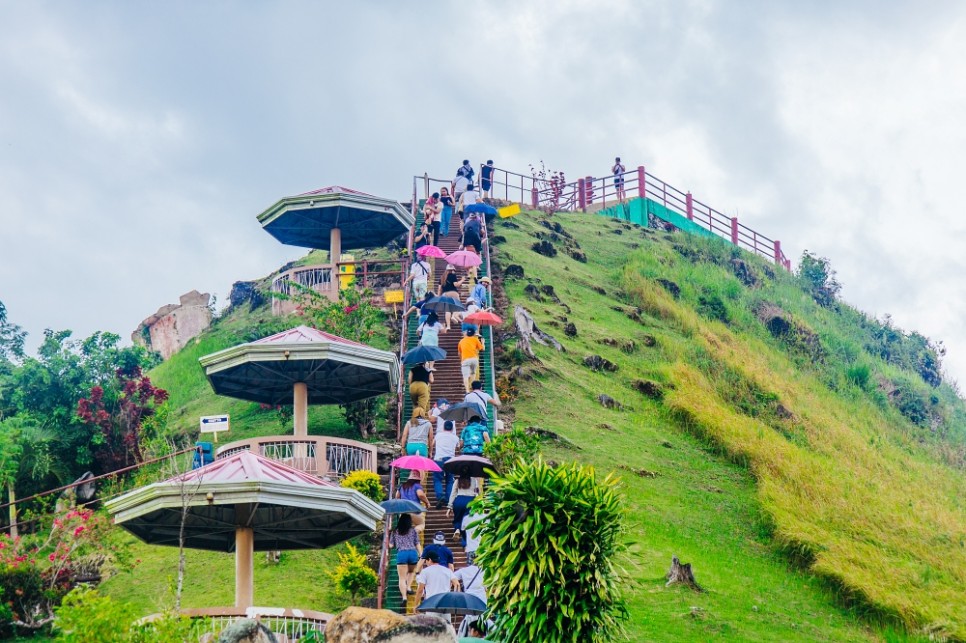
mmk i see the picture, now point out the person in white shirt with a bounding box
[432,420,460,508]
[462,380,501,423]
[406,258,431,301]
[416,550,455,607]
[461,511,486,558]
[452,553,486,603]
[453,174,470,209]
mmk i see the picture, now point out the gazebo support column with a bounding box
[293,382,308,437]
[330,227,342,266]
[235,526,254,608]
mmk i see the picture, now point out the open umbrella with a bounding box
[446,251,483,268]
[463,311,502,326]
[380,499,424,515]
[391,455,442,472]
[416,591,487,615]
[106,451,383,609]
[464,203,498,217]
[440,402,487,423]
[416,244,447,258]
[422,296,465,314]
[402,345,447,365]
[443,455,495,478]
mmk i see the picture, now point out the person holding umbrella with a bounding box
[447,475,480,544]
[408,362,434,412]
[463,380,501,423]
[406,255,432,302]
[403,291,434,327]
[396,476,430,534]
[416,311,445,370]
[401,407,435,484]
[438,266,466,331]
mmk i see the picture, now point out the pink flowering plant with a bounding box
[0,506,129,634]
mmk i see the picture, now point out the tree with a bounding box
[289,285,386,438]
[798,251,841,308]
[0,301,25,362]
[76,365,168,471]
[475,459,628,643]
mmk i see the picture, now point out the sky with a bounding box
[2,0,966,384]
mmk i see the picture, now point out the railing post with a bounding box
[731,217,739,245]
[637,166,646,199]
[686,192,694,221]
[584,176,594,205]
[531,186,539,209]
[773,239,782,266]
[576,178,586,211]
[423,173,429,200]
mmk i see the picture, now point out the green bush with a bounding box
[328,543,377,603]
[798,251,841,308]
[340,469,385,502]
[483,426,540,473]
[55,587,209,642]
[845,363,871,390]
[475,459,628,643]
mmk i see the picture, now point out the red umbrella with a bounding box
[416,245,447,258]
[463,311,502,326]
[445,250,482,268]
[391,455,442,472]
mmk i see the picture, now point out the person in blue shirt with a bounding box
[415,531,455,573]
[470,276,490,309]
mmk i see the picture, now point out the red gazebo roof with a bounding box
[176,450,336,487]
[252,325,368,348]
[297,186,374,197]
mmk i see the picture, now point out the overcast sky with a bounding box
[2,0,966,384]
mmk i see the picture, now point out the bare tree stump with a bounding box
[666,555,702,591]
[514,305,563,357]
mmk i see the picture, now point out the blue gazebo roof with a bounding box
[257,186,413,250]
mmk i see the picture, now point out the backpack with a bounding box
[464,218,482,236]
[461,422,486,454]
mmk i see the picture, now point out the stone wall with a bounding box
[132,290,212,360]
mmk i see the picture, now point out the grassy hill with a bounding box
[97,212,966,641]
[490,209,966,641]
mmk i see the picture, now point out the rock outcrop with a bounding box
[132,290,212,360]
[325,607,456,643]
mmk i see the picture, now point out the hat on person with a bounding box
[479,277,491,284]
[466,551,477,565]
[446,264,455,270]
[433,531,447,544]
[466,296,475,303]
[437,398,450,407]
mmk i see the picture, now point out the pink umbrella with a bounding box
[417,245,447,258]
[446,250,482,268]
[464,311,503,326]
[391,455,442,472]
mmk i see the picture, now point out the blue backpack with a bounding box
[461,422,487,455]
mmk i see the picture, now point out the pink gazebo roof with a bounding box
[252,325,368,348]
[297,186,374,197]
[174,450,336,487]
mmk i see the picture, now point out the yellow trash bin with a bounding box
[338,254,355,290]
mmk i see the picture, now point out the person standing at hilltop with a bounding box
[456,159,475,183]
[480,160,495,199]
[423,192,441,246]
[612,156,627,201]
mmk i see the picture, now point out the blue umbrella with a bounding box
[380,498,424,514]
[422,296,465,313]
[416,591,487,615]
[440,402,487,423]
[402,345,447,365]
[464,203,498,217]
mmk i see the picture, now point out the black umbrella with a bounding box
[402,345,447,365]
[422,296,465,314]
[440,402,487,423]
[443,455,495,478]
[380,499,424,515]
[416,591,487,615]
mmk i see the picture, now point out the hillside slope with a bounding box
[489,210,966,641]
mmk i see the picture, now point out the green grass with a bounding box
[491,211,964,641]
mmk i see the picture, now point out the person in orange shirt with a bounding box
[457,329,485,393]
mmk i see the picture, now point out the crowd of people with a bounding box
[392,159,505,638]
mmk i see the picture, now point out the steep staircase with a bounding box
[382,201,498,615]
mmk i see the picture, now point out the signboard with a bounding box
[383,290,405,304]
[200,415,230,442]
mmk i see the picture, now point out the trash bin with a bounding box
[338,254,355,290]
[193,442,214,469]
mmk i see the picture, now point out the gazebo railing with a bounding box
[272,259,408,314]
[174,606,331,641]
[215,436,376,478]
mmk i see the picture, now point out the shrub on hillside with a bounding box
[475,459,627,643]
[798,251,841,308]
[340,470,384,502]
[54,587,208,642]
[483,427,540,473]
[328,543,377,604]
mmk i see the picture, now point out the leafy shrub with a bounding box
[54,587,208,642]
[475,459,627,642]
[340,470,384,502]
[328,543,377,603]
[845,363,871,389]
[483,427,540,473]
[697,291,729,324]
[798,251,841,308]
[864,314,945,387]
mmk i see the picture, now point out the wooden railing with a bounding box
[216,436,377,479]
[174,606,331,641]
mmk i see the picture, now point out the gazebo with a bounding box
[257,186,414,311]
[199,326,399,438]
[105,450,384,610]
